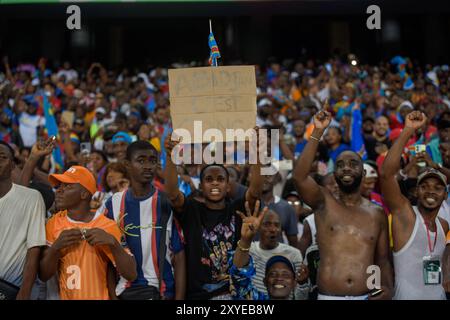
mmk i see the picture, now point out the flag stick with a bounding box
[209,19,212,34]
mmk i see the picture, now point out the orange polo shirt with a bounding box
[46,211,121,300]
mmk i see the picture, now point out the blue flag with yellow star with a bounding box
[208,32,221,67]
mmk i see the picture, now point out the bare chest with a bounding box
[316,200,380,244]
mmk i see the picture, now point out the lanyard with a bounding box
[424,220,438,254]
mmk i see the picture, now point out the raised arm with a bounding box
[350,101,366,159]
[293,110,331,210]
[231,201,268,300]
[3,56,15,85]
[163,133,185,212]
[245,128,265,211]
[279,133,295,161]
[87,63,98,84]
[19,137,56,187]
[233,201,267,268]
[98,63,109,85]
[380,111,426,218]
[59,121,78,163]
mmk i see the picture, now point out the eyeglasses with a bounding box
[287,201,301,206]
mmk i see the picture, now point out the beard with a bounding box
[335,175,363,194]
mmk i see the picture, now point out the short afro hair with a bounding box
[200,163,229,182]
[0,141,15,160]
[126,140,159,160]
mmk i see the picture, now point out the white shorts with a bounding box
[318,293,369,300]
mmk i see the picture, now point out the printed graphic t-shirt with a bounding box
[175,196,245,299]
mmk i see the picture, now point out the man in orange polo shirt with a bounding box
[39,166,137,300]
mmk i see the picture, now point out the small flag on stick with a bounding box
[208,19,221,67]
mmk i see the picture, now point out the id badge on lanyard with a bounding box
[422,220,441,285]
[423,255,441,285]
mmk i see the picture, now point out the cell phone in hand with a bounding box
[415,144,427,167]
[80,142,91,156]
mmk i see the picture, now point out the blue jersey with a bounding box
[102,187,184,299]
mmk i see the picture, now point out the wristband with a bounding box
[237,240,250,252]
[310,135,321,142]
[399,169,408,180]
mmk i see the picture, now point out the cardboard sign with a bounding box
[168,66,256,143]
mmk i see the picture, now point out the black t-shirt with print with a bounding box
[175,195,245,300]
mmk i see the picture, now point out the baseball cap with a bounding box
[112,131,132,144]
[399,101,414,111]
[258,98,272,108]
[95,107,106,115]
[49,166,97,195]
[364,163,378,179]
[265,255,296,276]
[285,190,300,198]
[417,168,448,187]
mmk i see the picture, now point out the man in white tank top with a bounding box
[381,111,450,300]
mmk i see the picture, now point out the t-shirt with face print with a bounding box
[174,195,245,300]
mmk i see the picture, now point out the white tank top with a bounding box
[393,206,446,300]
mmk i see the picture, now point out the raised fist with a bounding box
[404,111,427,130]
[313,110,332,130]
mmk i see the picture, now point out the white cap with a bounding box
[258,98,272,108]
[120,103,131,116]
[364,163,378,179]
[31,78,40,86]
[95,107,106,115]
[399,100,413,110]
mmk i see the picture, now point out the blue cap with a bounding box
[130,111,141,119]
[112,131,132,144]
[265,255,296,275]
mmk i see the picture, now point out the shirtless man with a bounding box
[293,110,393,300]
